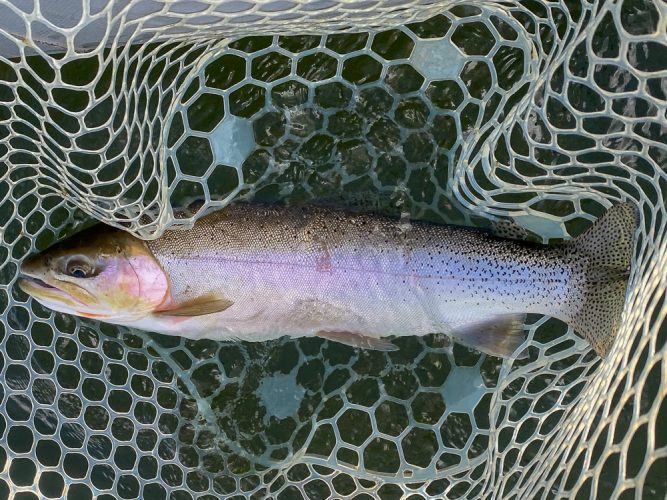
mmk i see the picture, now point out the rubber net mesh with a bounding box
[0,0,665,498]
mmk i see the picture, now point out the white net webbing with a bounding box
[0,0,665,498]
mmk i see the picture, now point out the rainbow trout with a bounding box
[19,203,637,357]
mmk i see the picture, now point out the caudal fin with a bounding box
[568,202,639,357]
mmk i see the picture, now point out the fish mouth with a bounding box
[19,276,58,291]
[18,274,113,320]
[18,274,84,307]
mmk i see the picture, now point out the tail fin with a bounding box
[568,202,639,357]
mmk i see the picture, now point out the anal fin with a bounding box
[453,314,526,358]
[317,330,399,352]
[155,293,233,317]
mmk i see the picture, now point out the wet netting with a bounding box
[0,0,665,498]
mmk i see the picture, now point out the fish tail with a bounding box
[567,202,639,357]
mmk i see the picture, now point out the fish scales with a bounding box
[19,203,638,357]
[146,206,575,340]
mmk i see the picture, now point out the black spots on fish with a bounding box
[563,203,637,357]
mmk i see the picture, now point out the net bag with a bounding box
[0,0,665,498]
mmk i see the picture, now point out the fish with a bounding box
[18,202,638,358]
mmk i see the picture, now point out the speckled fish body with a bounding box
[19,203,637,357]
[141,206,566,333]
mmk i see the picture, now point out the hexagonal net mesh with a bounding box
[0,0,665,498]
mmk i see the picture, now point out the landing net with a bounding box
[0,0,665,498]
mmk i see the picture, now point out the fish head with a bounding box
[19,225,170,322]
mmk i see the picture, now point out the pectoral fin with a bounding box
[316,330,399,351]
[155,294,233,317]
[453,314,526,358]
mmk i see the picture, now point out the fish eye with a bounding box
[70,267,88,278]
[65,258,93,279]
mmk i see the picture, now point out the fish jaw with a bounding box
[18,274,105,318]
